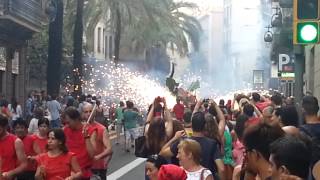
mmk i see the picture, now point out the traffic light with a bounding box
[293,0,320,44]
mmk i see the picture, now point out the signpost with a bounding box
[278,53,295,80]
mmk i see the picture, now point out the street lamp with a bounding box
[264,25,273,42]
[271,7,282,27]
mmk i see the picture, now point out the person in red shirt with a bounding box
[33,118,49,154]
[13,119,37,180]
[172,98,184,121]
[252,93,271,112]
[243,103,262,126]
[0,115,27,179]
[35,128,82,180]
[63,107,96,180]
[82,103,113,180]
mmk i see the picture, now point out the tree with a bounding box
[62,0,201,95]
[122,0,201,56]
[73,0,85,95]
[27,27,48,90]
[47,0,64,96]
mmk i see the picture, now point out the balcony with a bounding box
[0,0,45,43]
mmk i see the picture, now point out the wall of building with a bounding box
[197,8,224,83]
[223,0,271,90]
[93,21,114,61]
[305,45,320,100]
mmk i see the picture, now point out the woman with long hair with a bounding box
[177,139,213,180]
[145,97,173,155]
[8,97,22,121]
[204,114,221,144]
[35,129,82,180]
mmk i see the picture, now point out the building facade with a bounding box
[91,20,114,61]
[0,0,45,105]
[224,0,272,90]
[304,45,320,100]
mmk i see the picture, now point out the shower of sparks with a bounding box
[75,62,176,111]
[63,62,274,112]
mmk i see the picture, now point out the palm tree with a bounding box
[47,0,64,96]
[122,0,201,56]
[62,0,201,95]
[73,0,85,95]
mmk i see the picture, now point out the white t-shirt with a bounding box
[28,118,39,134]
[8,104,22,121]
[185,168,212,180]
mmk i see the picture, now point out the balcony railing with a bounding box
[0,0,44,31]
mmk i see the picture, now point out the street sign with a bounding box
[281,72,295,78]
[253,70,264,84]
[278,54,294,72]
[279,54,290,71]
[278,53,295,80]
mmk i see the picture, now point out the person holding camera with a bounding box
[144,97,173,156]
[160,99,225,180]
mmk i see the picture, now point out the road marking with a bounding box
[107,158,146,180]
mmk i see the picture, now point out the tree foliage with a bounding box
[64,0,201,60]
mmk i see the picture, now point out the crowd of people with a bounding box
[139,93,320,180]
[0,90,320,180]
[0,92,113,180]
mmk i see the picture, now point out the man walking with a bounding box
[47,95,61,128]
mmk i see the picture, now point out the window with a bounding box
[109,36,113,59]
[97,27,101,53]
[103,29,105,54]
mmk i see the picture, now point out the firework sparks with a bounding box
[79,61,176,111]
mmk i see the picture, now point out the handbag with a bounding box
[134,122,149,158]
[135,135,147,158]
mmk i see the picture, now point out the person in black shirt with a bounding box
[160,111,225,180]
[299,95,320,180]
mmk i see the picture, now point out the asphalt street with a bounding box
[106,134,146,180]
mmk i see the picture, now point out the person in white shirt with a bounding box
[28,107,44,134]
[8,97,22,121]
[177,139,214,180]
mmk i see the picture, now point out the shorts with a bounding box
[125,128,139,140]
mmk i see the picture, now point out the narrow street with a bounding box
[107,135,146,180]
